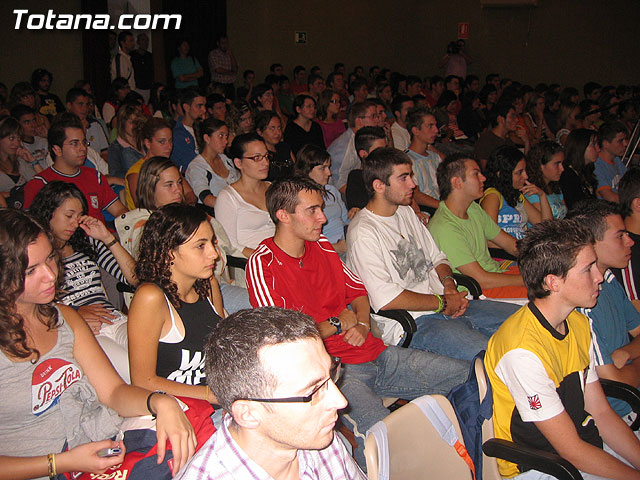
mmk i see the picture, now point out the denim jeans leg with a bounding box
[219,282,252,314]
[372,346,469,398]
[408,313,490,361]
[462,299,520,336]
[337,361,391,469]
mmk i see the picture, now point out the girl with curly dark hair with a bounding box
[480,145,552,240]
[0,208,196,479]
[127,203,224,403]
[30,181,137,381]
[526,140,568,219]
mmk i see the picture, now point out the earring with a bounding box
[170,261,174,265]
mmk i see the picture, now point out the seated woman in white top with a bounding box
[214,133,275,257]
[185,118,239,211]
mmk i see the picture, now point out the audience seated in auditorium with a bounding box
[107,103,145,179]
[480,145,551,241]
[485,218,640,479]
[245,175,469,467]
[347,147,518,360]
[10,104,48,172]
[0,208,195,479]
[428,153,528,299]
[102,77,131,127]
[31,181,135,382]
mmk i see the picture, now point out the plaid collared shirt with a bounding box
[174,414,366,480]
[208,48,236,84]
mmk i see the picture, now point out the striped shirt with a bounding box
[174,414,365,480]
[61,237,126,311]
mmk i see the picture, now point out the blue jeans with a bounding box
[407,299,520,361]
[337,345,469,468]
[219,282,252,314]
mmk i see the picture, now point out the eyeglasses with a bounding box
[361,113,380,120]
[329,99,340,104]
[239,357,341,404]
[64,139,90,148]
[243,152,273,162]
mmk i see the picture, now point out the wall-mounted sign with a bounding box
[295,31,307,44]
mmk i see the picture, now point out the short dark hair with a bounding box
[517,219,594,301]
[269,63,283,73]
[326,72,342,89]
[266,176,325,224]
[436,152,472,200]
[206,93,225,110]
[178,87,204,110]
[9,104,34,121]
[204,307,321,413]
[489,102,514,128]
[228,132,263,160]
[294,144,330,176]
[619,168,640,218]
[584,81,602,97]
[307,73,323,88]
[406,106,435,138]
[293,65,306,76]
[597,121,627,147]
[354,126,386,158]
[350,77,368,94]
[117,31,133,47]
[362,147,412,199]
[292,94,315,119]
[566,199,621,241]
[391,95,413,118]
[47,113,83,157]
[65,87,90,105]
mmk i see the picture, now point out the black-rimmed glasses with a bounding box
[239,357,341,404]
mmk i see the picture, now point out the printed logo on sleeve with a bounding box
[32,358,82,416]
[527,394,542,410]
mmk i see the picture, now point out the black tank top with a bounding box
[156,296,221,385]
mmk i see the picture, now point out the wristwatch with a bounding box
[328,316,342,334]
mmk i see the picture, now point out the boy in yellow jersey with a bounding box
[485,219,640,479]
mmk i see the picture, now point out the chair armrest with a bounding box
[489,247,517,262]
[600,378,640,430]
[453,273,482,299]
[227,255,247,270]
[372,308,417,348]
[482,438,583,480]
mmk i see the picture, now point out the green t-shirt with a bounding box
[428,201,503,273]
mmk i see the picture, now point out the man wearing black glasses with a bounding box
[175,307,366,480]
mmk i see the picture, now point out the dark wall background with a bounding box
[0,0,637,103]
[228,0,639,89]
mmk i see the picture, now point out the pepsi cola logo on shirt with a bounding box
[32,358,82,416]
